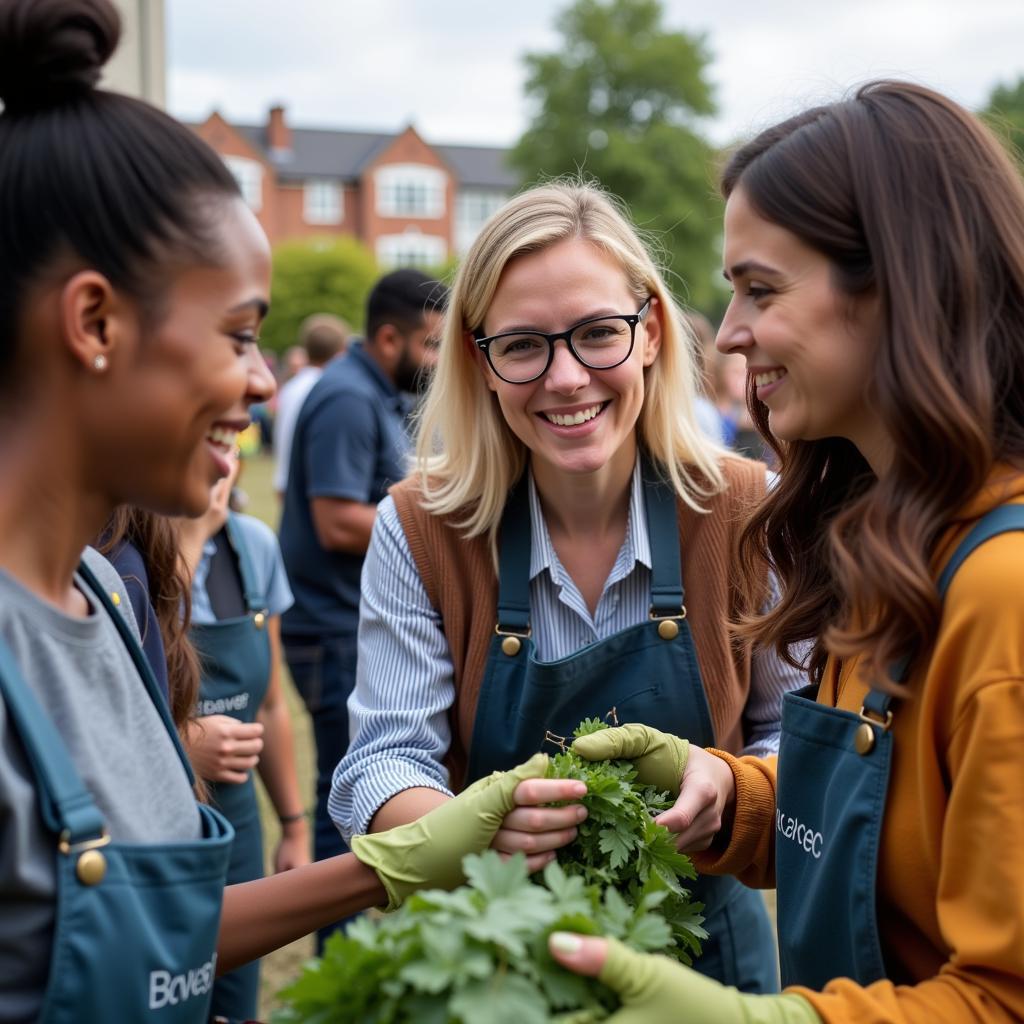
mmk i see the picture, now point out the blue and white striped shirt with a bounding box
[330,461,806,840]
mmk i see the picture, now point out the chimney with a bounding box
[267,104,291,156]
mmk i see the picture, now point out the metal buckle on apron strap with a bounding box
[649,605,687,640]
[59,828,112,886]
[495,622,531,657]
[854,705,893,755]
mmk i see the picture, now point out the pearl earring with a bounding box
[93,354,108,372]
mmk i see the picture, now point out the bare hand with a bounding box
[489,776,588,873]
[273,828,311,873]
[185,715,264,785]
[653,744,735,852]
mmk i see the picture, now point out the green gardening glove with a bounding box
[572,723,689,797]
[552,934,821,1024]
[350,753,550,910]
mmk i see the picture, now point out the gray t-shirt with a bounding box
[0,549,201,1024]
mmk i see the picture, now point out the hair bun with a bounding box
[0,0,121,116]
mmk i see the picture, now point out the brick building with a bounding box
[192,106,518,266]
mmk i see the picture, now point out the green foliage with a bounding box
[273,718,705,1020]
[511,0,724,311]
[273,853,668,1023]
[546,719,706,962]
[982,77,1024,169]
[260,237,379,354]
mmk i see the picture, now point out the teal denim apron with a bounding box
[466,467,779,992]
[0,562,233,1023]
[190,514,272,1022]
[775,505,1024,989]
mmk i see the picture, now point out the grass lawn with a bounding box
[238,452,317,1018]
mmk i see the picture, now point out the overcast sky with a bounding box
[167,0,1024,147]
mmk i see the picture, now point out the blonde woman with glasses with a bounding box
[332,181,804,992]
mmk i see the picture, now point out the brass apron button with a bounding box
[854,722,876,755]
[76,849,107,886]
[253,611,266,630]
[657,619,679,641]
[501,635,522,657]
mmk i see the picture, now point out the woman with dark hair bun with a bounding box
[0,2,571,1021]
[547,80,1024,1021]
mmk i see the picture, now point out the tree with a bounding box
[511,0,723,312]
[981,77,1024,165]
[260,237,379,354]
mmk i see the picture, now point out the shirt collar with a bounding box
[527,456,651,582]
[346,340,400,401]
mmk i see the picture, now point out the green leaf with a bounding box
[463,850,530,899]
[597,822,635,870]
[450,974,550,1024]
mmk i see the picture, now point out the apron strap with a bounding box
[495,458,688,629]
[496,480,532,633]
[78,562,197,786]
[0,636,107,843]
[642,458,685,617]
[224,513,267,614]
[882,504,1024,702]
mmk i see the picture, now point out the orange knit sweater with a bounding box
[695,470,1024,1023]
[390,456,767,790]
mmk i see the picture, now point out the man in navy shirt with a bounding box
[278,269,444,948]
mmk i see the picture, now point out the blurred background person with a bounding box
[273,313,350,499]
[278,268,445,951]
[178,452,309,1022]
[281,344,309,383]
[686,310,730,445]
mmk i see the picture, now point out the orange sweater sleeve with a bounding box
[691,751,779,888]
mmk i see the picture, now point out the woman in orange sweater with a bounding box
[548,80,1024,1023]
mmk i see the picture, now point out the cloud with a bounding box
[167,0,1024,146]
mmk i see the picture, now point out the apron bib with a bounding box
[0,563,233,1024]
[466,465,778,992]
[189,514,271,1022]
[775,504,1024,989]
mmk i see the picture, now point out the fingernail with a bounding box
[576,805,588,822]
[549,931,583,954]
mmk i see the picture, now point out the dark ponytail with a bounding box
[0,0,240,390]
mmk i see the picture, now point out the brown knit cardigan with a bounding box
[391,456,767,791]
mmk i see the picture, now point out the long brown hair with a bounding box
[724,81,1024,686]
[98,507,201,730]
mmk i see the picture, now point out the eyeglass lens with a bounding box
[489,316,633,382]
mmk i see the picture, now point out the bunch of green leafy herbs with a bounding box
[274,717,705,1022]
[273,851,673,1024]
[544,717,706,963]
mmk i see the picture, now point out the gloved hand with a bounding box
[549,933,821,1024]
[572,723,689,796]
[351,753,553,909]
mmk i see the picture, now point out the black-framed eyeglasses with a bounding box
[474,297,653,384]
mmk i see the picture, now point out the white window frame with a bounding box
[455,188,509,254]
[303,179,343,225]
[376,230,447,269]
[375,163,446,219]
[223,155,263,213]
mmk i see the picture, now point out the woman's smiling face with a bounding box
[716,187,886,467]
[479,236,661,480]
[89,198,276,517]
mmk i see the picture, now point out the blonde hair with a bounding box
[413,180,726,542]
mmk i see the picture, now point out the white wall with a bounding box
[102,0,166,107]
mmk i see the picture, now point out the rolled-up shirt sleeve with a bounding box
[329,496,455,841]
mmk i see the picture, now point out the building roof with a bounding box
[436,144,518,190]
[228,122,517,189]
